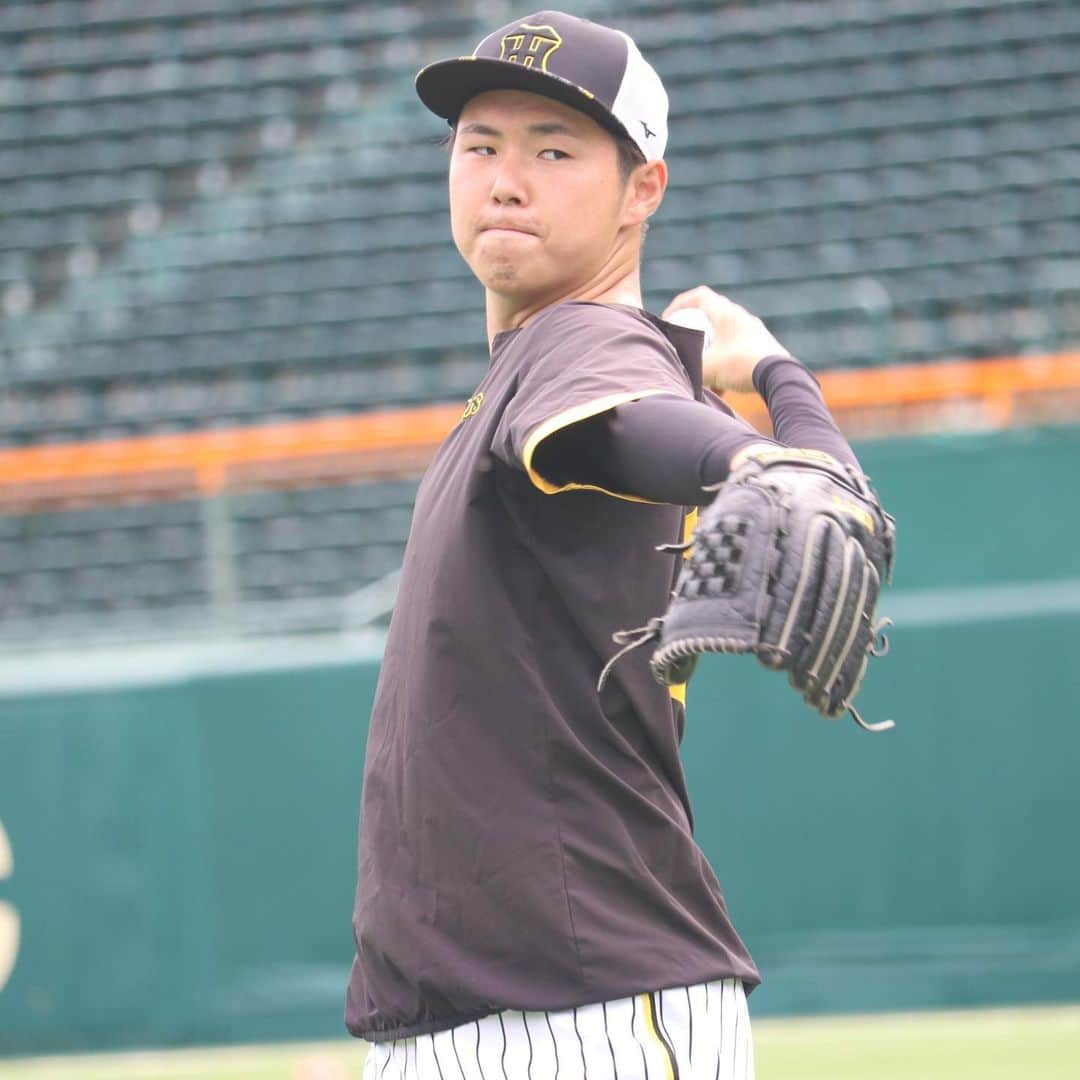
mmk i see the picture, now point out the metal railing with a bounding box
[2,346,1080,652]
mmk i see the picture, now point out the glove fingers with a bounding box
[825,563,882,716]
[759,513,834,671]
[795,530,869,713]
[785,515,848,688]
[811,551,873,716]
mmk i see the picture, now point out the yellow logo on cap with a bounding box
[499,23,563,71]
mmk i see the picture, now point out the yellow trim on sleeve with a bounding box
[521,388,675,501]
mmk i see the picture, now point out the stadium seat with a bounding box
[1,0,1079,631]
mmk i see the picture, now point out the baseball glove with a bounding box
[599,448,897,731]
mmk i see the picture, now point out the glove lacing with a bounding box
[596,618,664,692]
[597,615,897,733]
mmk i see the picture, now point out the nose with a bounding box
[489,150,528,206]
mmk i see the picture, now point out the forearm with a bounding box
[531,356,859,505]
[752,355,860,469]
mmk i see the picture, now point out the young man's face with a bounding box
[448,89,645,306]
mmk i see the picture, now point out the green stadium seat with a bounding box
[2,0,1080,631]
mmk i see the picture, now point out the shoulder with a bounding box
[510,301,684,368]
[525,300,672,343]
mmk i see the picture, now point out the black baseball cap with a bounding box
[415,10,669,161]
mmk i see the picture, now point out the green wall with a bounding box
[1,426,1078,1055]
[683,424,1080,1015]
[0,664,380,1055]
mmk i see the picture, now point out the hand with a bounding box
[662,286,792,394]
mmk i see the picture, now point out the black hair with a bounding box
[614,133,647,183]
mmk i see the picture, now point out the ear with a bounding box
[622,159,667,227]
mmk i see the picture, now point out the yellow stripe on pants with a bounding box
[641,991,679,1080]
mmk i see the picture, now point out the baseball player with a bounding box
[346,11,887,1078]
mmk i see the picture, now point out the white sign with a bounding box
[0,820,18,991]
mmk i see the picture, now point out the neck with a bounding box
[484,252,644,348]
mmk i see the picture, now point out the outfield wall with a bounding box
[1,426,1078,1056]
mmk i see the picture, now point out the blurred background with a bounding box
[1,0,1079,1070]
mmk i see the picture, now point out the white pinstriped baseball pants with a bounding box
[362,977,754,1079]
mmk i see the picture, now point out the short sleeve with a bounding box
[491,303,694,495]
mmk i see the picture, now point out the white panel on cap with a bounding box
[610,31,668,162]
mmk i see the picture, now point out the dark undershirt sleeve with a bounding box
[533,354,860,506]
[532,395,775,507]
[753,354,860,469]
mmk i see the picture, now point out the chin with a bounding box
[471,261,519,289]
[477,260,537,291]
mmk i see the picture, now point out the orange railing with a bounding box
[2,352,1078,508]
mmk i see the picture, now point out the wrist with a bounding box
[729,440,779,473]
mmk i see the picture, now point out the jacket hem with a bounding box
[348,1005,496,1044]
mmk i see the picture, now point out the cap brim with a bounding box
[415,57,630,143]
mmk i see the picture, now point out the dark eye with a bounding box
[468,145,495,156]
[539,148,570,161]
